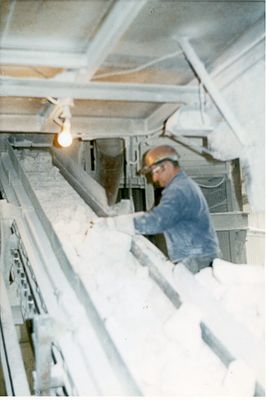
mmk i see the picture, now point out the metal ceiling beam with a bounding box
[211,16,265,90]
[0,49,87,68]
[0,114,146,136]
[213,40,264,92]
[76,0,148,81]
[73,116,146,137]
[179,38,245,147]
[40,102,60,131]
[0,115,42,132]
[0,78,198,103]
[30,0,147,130]
[145,104,180,131]
[211,16,265,79]
[0,1,147,72]
[1,0,16,42]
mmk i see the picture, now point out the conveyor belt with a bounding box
[0,140,264,396]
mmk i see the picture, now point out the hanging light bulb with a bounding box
[57,118,73,147]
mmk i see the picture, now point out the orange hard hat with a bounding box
[141,145,180,174]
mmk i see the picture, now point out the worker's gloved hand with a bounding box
[89,214,135,236]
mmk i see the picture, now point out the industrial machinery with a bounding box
[0,141,264,395]
[0,0,265,396]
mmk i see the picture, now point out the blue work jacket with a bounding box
[134,170,220,263]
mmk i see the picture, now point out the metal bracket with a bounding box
[0,201,19,284]
[32,315,54,395]
[0,270,30,395]
[179,38,245,149]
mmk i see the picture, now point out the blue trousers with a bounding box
[181,254,218,274]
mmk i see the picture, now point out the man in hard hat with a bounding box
[91,145,220,274]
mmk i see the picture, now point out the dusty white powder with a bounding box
[221,360,256,396]
[196,259,265,338]
[16,149,263,396]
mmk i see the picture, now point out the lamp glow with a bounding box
[57,119,73,147]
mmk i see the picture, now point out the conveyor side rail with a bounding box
[0,140,141,396]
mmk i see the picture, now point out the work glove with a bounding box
[89,214,136,236]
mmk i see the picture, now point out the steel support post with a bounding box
[0,201,30,395]
[0,274,30,395]
[179,38,245,148]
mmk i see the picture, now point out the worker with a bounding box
[90,145,220,274]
